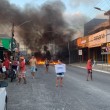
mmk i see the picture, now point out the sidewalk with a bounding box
[70,63,110,74]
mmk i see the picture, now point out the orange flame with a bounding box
[37,59,58,65]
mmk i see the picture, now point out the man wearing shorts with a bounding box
[55,59,66,87]
[29,55,37,79]
[18,57,26,84]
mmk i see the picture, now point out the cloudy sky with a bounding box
[8,0,110,36]
[9,0,110,17]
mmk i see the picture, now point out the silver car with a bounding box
[0,81,8,110]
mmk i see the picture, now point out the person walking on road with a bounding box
[45,58,49,73]
[55,59,66,87]
[29,55,37,79]
[86,59,93,81]
[18,57,26,84]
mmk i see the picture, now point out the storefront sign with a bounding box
[88,30,106,48]
[77,37,88,48]
[78,49,82,55]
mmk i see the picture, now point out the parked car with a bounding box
[0,81,8,110]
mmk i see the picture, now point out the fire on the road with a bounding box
[37,60,58,65]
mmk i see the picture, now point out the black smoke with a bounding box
[0,0,74,50]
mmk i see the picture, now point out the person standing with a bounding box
[45,58,49,72]
[86,59,93,81]
[3,57,10,79]
[29,55,37,79]
[18,57,26,84]
[55,59,66,87]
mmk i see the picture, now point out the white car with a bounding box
[0,81,8,110]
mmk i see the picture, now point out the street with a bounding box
[7,65,110,110]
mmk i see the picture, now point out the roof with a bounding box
[84,18,107,36]
[89,20,109,34]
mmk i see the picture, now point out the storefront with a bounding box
[77,37,88,62]
[0,37,11,60]
[0,36,17,61]
[88,30,107,62]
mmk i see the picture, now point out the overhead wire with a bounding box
[105,0,110,8]
[81,0,109,35]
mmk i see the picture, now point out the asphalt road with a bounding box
[7,65,110,110]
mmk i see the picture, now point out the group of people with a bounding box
[0,55,66,87]
[0,54,93,87]
[0,56,25,82]
[17,55,66,87]
[0,57,10,80]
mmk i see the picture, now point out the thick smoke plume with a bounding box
[0,0,75,50]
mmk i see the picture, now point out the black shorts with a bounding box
[46,64,49,67]
[88,69,92,74]
[57,73,64,77]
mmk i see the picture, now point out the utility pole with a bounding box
[11,22,14,60]
[68,40,70,64]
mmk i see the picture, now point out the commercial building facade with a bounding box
[76,29,110,63]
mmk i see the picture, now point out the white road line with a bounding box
[72,65,110,74]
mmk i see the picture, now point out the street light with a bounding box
[94,7,106,12]
[94,7,110,26]
[11,20,32,60]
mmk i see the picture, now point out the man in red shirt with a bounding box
[18,57,26,84]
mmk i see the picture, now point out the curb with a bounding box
[70,65,110,74]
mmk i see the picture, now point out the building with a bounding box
[76,18,110,63]
[84,18,107,36]
[0,34,17,61]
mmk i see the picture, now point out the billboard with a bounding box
[77,37,88,48]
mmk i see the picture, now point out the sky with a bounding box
[9,0,110,18]
[7,0,110,39]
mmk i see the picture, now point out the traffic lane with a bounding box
[67,65,110,92]
[50,66,110,110]
[7,65,110,110]
[7,66,72,110]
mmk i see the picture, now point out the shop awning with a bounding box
[0,38,11,50]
